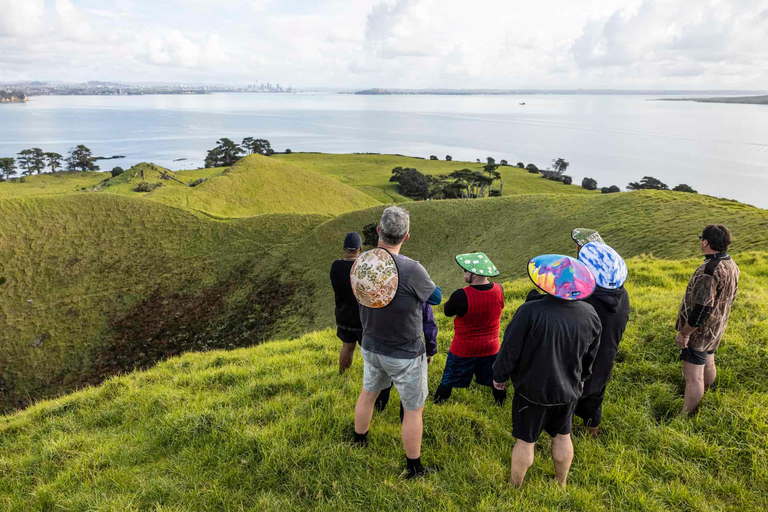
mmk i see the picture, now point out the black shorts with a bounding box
[512,393,576,443]
[679,347,716,365]
[337,328,362,345]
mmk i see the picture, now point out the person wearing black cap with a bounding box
[330,231,364,373]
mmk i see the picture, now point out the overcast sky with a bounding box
[1,0,767,89]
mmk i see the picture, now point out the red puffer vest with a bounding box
[450,283,504,357]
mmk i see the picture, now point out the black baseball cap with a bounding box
[344,232,362,250]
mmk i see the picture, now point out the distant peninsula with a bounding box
[0,91,28,103]
[660,94,768,105]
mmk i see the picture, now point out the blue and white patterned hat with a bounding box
[578,242,628,289]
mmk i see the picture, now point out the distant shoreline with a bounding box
[658,94,768,105]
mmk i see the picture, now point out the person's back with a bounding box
[497,295,602,405]
[330,232,363,373]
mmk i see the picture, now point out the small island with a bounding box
[0,91,28,103]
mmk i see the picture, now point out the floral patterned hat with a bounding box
[350,248,399,308]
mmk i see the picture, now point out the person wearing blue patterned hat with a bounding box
[575,241,631,436]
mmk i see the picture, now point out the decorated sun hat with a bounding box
[455,252,499,277]
[578,241,628,289]
[571,228,604,247]
[350,248,399,308]
[528,254,596,301]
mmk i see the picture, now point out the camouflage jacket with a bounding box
[676,253,739,352]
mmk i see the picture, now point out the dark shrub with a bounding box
[362,223,379,248]
[601,185,621,194]
[190,178,209,187]
[111,166,125,178]
[526,163,539,174]
[499,159,508,166]
[562,176,573,185]
[489,190,502,197]
[672,183,697,193]
[581,177,598,190]
[430,155,438,160]
[445,155,452,161]
[516,162,525,168]
[285,149,292,154]
[135,181,162,192]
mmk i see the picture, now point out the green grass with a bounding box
[0,193,328,409]
[1,254,767,511]
[285,190,768,332]
[276,153,595,202]
[0,171,105,198]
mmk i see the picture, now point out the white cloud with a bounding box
[56,0,93,42]
[0,0,45,37]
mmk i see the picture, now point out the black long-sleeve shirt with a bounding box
[330,259,362,331]
[493,293,602,405]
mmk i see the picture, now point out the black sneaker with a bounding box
[405,466,435,479]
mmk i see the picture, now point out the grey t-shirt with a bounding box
[361,253,436,359]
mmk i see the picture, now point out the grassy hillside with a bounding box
[144,155,380,217]
[287,190,768,331]
[0,193,328,410]
[0,171,105,199]
[2,255,767,511]
[276,153,595,202]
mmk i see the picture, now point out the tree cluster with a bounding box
[204,138,274,168]
[0,145,100,180]
[540,158,571,184]
[390,164,503,201]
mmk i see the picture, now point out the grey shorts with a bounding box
[361,348,428,411]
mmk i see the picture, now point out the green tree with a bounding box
[562,176,573,185]
[16,149,33,175]
[526,163,539,174]
[552,158,569,174]
[205,138,244,167]
[581,177,598,190]
[0,158,16,180]
[45,152,63,173]
[111,166,125,177]
[430,155,438,160]
[362,222,379,247]
[483,163,503,195]
[499,159,508,166]
[445,155,452,161]
[390,167,430,200]
[516,162,525,168]
[29,148,45,174]
[627,176,668,190]
[67,145,99,171]
[601,185,620,194]
[486,157,496,165]
[241,137,272,155]
[673,184,697,193]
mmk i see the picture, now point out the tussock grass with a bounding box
[1,256,767,511]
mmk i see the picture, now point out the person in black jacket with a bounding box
[330,232,363,373]
[493,274,601,488]
[574,239,631,436]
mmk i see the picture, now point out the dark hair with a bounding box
[702,224,732,252]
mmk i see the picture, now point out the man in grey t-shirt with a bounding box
[353,206,441,479]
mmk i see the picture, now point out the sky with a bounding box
[1,0,767,89]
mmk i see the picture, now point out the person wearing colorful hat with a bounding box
[351,206,442,479]
[433,252,506,406]
[329,231,364,374]
[574,240,631,436]
[492,254,602,488]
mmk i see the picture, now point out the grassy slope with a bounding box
[285,190,768,333]
[276,153,595,202]
[0,172,105,198]
[0,193,327,409]
[1,256,767,511]
[144,155,380,217]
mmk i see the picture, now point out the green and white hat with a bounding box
[571,228,604,247]
[455,252,499,276]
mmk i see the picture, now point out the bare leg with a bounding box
[339,343,356,374]
[551,434,574,488]
[401,407,424,459]
[682,361,705,415]
[704,354,717,389]
[354,389,379,434]
[509,439,535,487]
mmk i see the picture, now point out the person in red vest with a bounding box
[434,252,506,405]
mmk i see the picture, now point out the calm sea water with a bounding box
[1,93,766,208]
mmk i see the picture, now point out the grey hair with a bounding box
[379,206,410,245]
